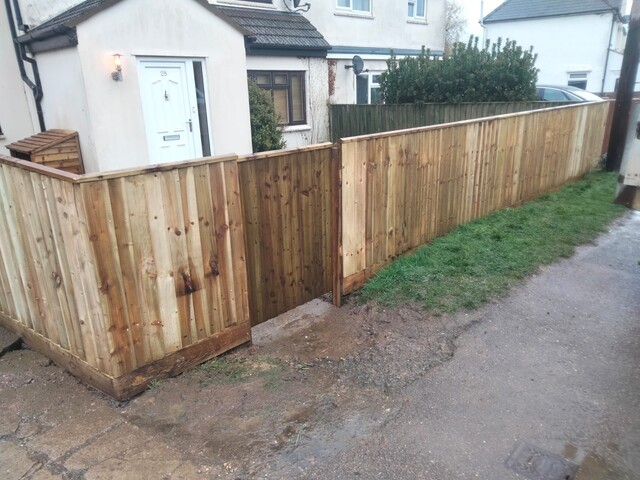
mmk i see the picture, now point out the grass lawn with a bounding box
[358,170,627,314]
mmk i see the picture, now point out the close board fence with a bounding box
[338,101,610,292]
[330,102,575,141]
[0,101,609,399]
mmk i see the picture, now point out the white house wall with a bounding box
[35,48,98,170]
[246,56,329,147]
[303,0,446,54]
[485,13,638,93]
[72,0,251,172]
[0,7,37,155]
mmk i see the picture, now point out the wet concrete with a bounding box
[0,211,638,479]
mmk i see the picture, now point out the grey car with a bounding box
[536,85,603,102]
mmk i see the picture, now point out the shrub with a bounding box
[380,36,538,104]
[248,80,286,152]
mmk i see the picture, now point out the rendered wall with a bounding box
[486,13,640,93]
[0,6,37,155]
[74,0,252,172]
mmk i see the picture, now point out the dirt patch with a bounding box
[119,299,481,477]
[0,299,482,478]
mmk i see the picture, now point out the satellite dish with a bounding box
[345,55,366,75]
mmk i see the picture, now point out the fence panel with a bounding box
[0,155,251,399]
[330,102,574,141]
[238,145,335,325]
[340,102,610,293]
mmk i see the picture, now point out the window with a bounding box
[568,72,588,90]
[337,0,371,13]
[249,71,306,125]
[408,0,425,19]
[356,72,383,104]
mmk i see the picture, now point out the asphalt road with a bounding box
[304,211,640,480]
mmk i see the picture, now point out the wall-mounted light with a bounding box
[111,53,123,82]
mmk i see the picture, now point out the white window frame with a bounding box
[336,0,372,14]
[567,71,589,89]
[408,0,426,20]
[356,71,384,104]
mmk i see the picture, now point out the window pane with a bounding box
[290,75,304,123]
[408,1,414,16]
[417,0,425,17]
[274,74,287,85]
[255,74,271,85]
[356,75,369,104]
[272,89,289,124]
[337,0,350,7]
[370,87,382,104]
[371,74,381,84]
[352,0,369,11]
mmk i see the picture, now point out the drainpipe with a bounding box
[601,11,617,94]
[4,0,46,132]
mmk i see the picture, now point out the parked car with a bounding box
[536,85,603,102]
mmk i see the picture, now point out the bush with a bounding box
[248,80,286,152]
[380,36,538,104]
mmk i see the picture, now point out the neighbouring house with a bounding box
[0,0,446,172]
[483,0,639,95]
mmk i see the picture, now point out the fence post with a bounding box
[331,143,343,307]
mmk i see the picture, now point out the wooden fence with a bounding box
[238,144,336,325]
[0,156,251,400]
[338,102,610,292]
[330,102,574,141]
[0,101,609,398]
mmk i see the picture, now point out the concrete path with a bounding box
[0,211,638,479]
[303,211,640,480]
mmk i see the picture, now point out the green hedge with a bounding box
[381,37,539,104]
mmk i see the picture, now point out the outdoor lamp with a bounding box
[111,54,123,82]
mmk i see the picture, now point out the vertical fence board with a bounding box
[238,145,334,325]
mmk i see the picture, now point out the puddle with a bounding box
[564,443,629,480]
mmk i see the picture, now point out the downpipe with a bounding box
[4,0,46,132]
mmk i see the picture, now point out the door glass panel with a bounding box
[273,89,289,124]
[193,61,211,156]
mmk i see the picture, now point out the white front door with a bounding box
[138,59,204,164]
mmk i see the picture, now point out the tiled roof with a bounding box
[214,6,330,52]
[24,0,116,34]
[484,0,623,23]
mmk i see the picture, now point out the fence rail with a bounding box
[0,101,610,399]
[330,102,574,141]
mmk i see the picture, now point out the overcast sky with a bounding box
[459,0,504,39]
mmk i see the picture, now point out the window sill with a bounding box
[334,11,374,20]
[282,125,311,133]
[407,18,428,25]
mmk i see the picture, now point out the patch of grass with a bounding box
[199,357,251,383]
[199,356,285,390]
[359,171,626,314]
[147,379,165,390]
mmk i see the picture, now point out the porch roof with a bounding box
[214,6,330,57]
